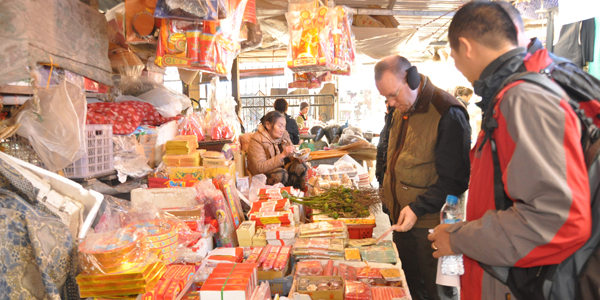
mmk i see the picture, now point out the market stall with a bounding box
[0,0,407,297]
[5,0,574,299]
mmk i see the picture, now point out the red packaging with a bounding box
[164,281,183,300]
[213,176,244,229]
[356,267,382,279]
[172,265,195,286]
[345,280,372,300]
[333,266,338,276]
[186,30,202,64]
[180,115,205,142]
[163,265,182,279]
[296,261,323,276]
[338,263,357,281]
[248,212,294,228]
[204,278,250,286]
[206,248,244,264]
[262,245,281,271]
[211,263,258,287]
[245,247,264,263]
[257,187,296,200]
[371,286,406,300]
[273,246,291,271]
[323,260,334,276]
[142,290,156,300]
[257,244,272,267]
[154,279,173,300]
[249,199,290,214]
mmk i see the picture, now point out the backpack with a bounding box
[479,49,600,300]
[525,49,600,128]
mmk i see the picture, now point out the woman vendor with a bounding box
[296,102,310,129]
[247,111,296,185]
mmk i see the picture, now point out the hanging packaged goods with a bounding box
[154,0,248,76]
[286,1,355,73]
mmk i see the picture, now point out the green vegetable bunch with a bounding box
[281,187,380,219]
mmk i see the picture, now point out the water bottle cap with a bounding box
[446,195,458,205]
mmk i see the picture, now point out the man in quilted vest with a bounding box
[375,55,471,300]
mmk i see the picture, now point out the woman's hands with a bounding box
[280,145,295,160]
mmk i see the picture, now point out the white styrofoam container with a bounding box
[0,151,104,240]
[131,187,198,209]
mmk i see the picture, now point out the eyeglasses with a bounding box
[385,85,402,101]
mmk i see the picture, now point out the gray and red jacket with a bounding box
[447,50,592,300]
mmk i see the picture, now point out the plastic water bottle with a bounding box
[440,195,464,276]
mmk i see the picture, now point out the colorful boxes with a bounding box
[142,265,196,300]
[205,247,244,264]
[163,150,201,167]
[77,261,166,298]
[166,162,235,181]
[200,263,258,300]
[236,221,256,247]
[249,199,290,214]
[126,220,179,264]
[165,136,199,155]
[248,211,295,228]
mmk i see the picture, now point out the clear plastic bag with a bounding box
[114,152,152,183]
[14,80,86,172]
[82,198,192,273]
[105,3,127,49]
[214,175,245,228]
[154,1,247,78]
[78,226,155,274]
[205,77,241,140]
[154,0,218,21]
[120,76,192,118]
[194,179,238,247]
[109,48,145,77]
[204,0,247,77]
[248,174,267,202]
[251,281,272,300]
[286,2,355,73]
[179,114,205,142]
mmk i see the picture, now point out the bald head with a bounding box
[497,1,530,48]
[374,55,412,82]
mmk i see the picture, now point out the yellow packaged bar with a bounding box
[79,263,165,291]
[79,262,165,298]
[77,261,165,284]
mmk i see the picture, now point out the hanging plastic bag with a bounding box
[205,78,241,140]
[180,114,205,142]
[105,3,127,49]
[154,0,218,21]
[14,80,86,172]
[286,2,355,73]
[119,76,191,117]
[286,1,335,73]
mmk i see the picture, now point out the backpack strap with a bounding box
[481,72,570,211]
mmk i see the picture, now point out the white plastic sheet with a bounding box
[15,81,86,172]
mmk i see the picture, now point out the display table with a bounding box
[197,138,233,152]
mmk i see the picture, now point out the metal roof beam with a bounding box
[387,0,397,10]
[350,8,455,17]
